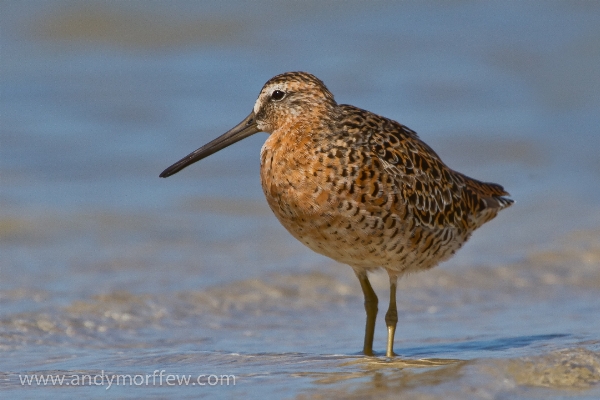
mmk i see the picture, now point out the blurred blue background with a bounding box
[1,1,600,398]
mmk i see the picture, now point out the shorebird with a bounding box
[160,72,513,357]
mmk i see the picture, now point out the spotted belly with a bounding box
[260,144,465,275]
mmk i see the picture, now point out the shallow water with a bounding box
[1,1,600,398]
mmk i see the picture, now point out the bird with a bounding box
[160,71,513,357]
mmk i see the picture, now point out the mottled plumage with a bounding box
[160,71,513,357]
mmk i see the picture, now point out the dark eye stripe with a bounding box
[271,90,285,100]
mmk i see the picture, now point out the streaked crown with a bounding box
[253,72,337,133]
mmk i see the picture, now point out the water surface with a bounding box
[1,1,600,398]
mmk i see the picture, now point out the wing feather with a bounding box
[337,105,513,230]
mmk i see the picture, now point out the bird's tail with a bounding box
[458,172,514,211]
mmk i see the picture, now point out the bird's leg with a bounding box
[385,274,398,357]
[355,270,378,356]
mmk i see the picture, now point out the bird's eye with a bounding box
[271,90,285,101]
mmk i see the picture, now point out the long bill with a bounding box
[159,111,260,178]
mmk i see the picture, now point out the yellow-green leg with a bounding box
[355,271,378,356]
[385,276,398,357]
